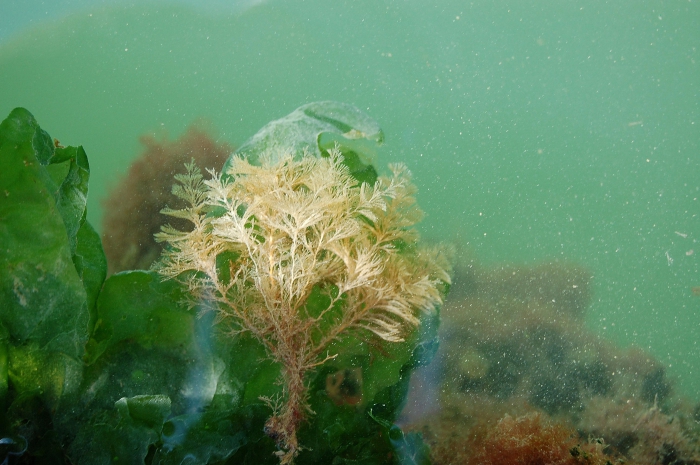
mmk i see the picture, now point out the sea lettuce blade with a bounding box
[0,107,97,359]
[0,107,106,463]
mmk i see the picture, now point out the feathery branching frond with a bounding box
[153,148,451,464]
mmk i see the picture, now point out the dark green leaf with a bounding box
[154,407,248,464]
[53,145,90,255]
[85,271,193,363]
[69,395,167,465]
[0,108,90,359]
[7,344,83,412]
[74,220,107,317]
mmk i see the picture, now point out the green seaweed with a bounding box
[0,105,444,464]
[0,107,104,463]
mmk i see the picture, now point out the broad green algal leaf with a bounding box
[85,270,195,363]
[7,344,83,411]
[0,107,98,359]
[0,107,106,464]
[69,395,170,465]
[51,145,90,256]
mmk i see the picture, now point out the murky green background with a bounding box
[1,0,698,398]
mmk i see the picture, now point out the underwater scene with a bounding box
[1,0,698,464]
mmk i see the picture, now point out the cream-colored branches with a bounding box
[154,148,450,463]
[208,151,385,315]
[155,150,446,341]
[154,163,224,300]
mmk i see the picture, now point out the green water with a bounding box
[1,0,698,398]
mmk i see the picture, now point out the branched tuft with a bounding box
[154,148,451,463]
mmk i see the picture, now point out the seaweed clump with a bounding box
[469,413,621,465]
[102,126,231,274]
[154,148,451,463]
[403,258,700,465]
